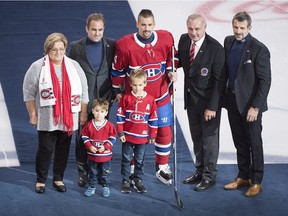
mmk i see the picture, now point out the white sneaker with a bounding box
[156,164,173,186]
[84,186,95,197]
[102,186,110,197]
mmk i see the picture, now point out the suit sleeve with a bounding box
[207,44,226,111]
[252,45,271,109]
[68,42,76,60]
[176,34,185,68]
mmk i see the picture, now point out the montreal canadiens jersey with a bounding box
[117,91,158,144]
[82,119,116,163]
[112,30,177,107]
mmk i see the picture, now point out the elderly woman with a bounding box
[23,32,89,194]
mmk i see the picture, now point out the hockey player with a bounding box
[112,9,177,185]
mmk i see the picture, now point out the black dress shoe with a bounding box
[183,172,202,184]
[53,182,67,192]
[194,179,215,191]
[35,185,45,194]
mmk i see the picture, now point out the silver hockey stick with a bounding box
[171,46,184,210]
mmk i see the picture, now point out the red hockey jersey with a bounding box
[112,30,177,107]
[82,119,116,163]
[117,91,158,144]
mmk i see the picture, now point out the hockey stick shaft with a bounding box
[171,46,184,209]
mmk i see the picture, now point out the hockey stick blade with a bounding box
[174,188,184,209]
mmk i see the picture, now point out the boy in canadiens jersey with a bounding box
[117,69,158,193]
[81,98,116,197]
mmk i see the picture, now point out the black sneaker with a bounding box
[78,175,88,187]
[132,179,147,193]
[77,163,89,187]
[121,181,131,194]
[129,175,134,186]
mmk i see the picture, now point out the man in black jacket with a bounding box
[69,13,115,187]
[178,14,226,191]
[223,11,271,197]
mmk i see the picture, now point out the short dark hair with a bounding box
[86,13,105,28]
[138,9,154,21]
[233,11,252,27]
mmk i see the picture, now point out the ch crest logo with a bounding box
[141,63,164,82]
[40,88,54,100]
[129,111,145,123]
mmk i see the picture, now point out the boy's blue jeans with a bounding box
[121,141,147,182]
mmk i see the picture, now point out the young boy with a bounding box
[82,98,117,197]
[117,68,158,193]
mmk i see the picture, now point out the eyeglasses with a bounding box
[50,48,65,53]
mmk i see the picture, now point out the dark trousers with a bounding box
[227,91,264,184]
[186,98,221,181]
[75,124,89,176]
[36,130,72,183]
[121,142,147,182]
[75,112,95,177]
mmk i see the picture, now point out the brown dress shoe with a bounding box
[245,184,262,197]
[224,177,250,190]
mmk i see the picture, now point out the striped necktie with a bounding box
[189,43,196,66]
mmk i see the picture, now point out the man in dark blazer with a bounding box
[178,14,226,191]
[223,11,271,197]
[69,13,115,188]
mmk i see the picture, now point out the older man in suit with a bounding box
[223,11,271,197]
[69,13,115,187]
[178,14,226,191]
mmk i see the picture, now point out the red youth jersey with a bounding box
[117,91,158,144]
[82,119,116,163]
[112,30,177,107]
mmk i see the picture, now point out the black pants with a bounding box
[75,124,89,174]
[186,98,221,181]
[36,130,72,183]
[227,91,264,184]
[75,112,95,177]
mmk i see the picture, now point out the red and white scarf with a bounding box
[39,55,82,135]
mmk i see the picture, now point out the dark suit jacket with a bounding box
[69,37,115,112]
[224,34,271,115]
[178,33,226,111]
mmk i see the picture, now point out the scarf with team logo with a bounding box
[39,55,82,135]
